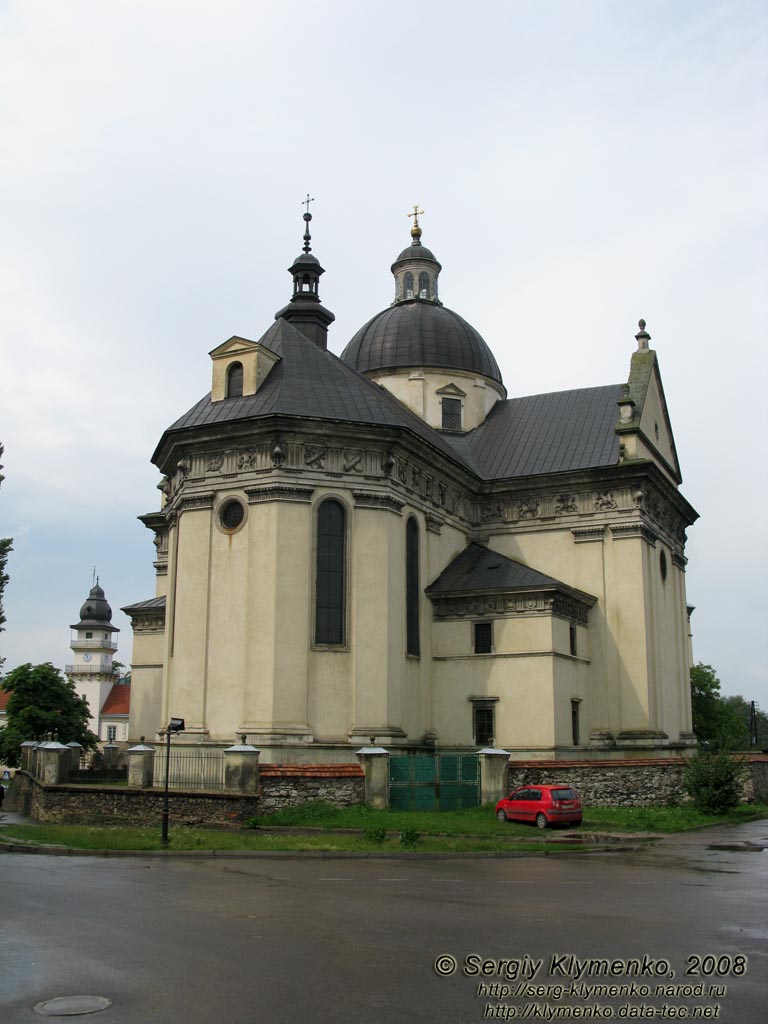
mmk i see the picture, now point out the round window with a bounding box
[660,549,668,583]
[219,499,245,531]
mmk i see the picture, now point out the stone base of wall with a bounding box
[10,764,365,828]
[507,755,768,807]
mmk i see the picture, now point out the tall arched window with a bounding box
[315,499,346,645]
[403,271,414,299]
[406,517,420,656]
[226,361,244,398]
[418,272,430,300]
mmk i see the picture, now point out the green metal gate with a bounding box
[389,753,479,811]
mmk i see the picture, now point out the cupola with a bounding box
[274,196,335,350]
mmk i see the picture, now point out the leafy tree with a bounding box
[690,663,750,749]
[722,695,768,749]
[0,442,12,668]
[683,749,747,814]
[0,663,97,767]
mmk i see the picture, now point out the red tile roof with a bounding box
[101,683,130,716]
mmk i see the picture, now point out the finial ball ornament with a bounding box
[638,319,646,331]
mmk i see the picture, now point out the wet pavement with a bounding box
[0,818,766,1023]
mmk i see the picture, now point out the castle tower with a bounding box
[66,580,120,736]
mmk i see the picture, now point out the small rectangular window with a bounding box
[474,621,493,654]
[107,725,117,742]
[474,706,494,746]
[85,632,93,639]
[441,397,462,431]
[569,624,577,656]
[571,700,581,746]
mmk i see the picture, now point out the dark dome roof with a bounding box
[70,583,118,633]
[340,300,503,384]
[393,242,438,264]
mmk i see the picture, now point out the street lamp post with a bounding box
[161,718,185,846]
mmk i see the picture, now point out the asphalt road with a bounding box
[1,820,766,1024]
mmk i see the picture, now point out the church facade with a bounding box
[124,210,698,762]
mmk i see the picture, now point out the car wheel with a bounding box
[496,808,508,823]
[535,813,548,829]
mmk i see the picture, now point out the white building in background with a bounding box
[66,582,130,742]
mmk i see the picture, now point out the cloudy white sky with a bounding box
[0,1,765,709]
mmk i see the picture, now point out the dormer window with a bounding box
[418,272,430,300]
[226,362,244,398]
[441,396,462,431]
[404,271,414,299]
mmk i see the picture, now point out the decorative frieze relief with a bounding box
[245,485,314,505]
[594,491,617,511]
[342,449,365,473]
[304,444,327,469]
[554,493,578,515]
[352,491,405,515]
[432,592,591,625]
[609,524,658,545]
[572,526,605,544]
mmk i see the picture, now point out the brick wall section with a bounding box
[507,755,768,807]
[10,764,365,828]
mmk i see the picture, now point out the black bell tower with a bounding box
[275,195,335,350]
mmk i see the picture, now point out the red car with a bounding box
[495,784,582,829]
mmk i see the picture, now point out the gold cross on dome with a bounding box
[408,204,424,228]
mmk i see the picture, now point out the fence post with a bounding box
[224,739,260,794]
[66,742,83,772]
[20,741,39,772]
[127,739,156,789]
[356,746,390,809]
[37,740,69,785]
[478,748,510,805]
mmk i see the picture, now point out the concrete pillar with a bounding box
[479,748,510,806]
[37,741,69,785]
[127,740,156,789]
[66,742,83,772]
[20,741,38,772]
[224,741,261,794]
[356,747,390,809]
[102,742,120,767]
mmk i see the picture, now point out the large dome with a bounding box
[340,299,503,384]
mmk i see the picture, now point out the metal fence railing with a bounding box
[153,749,227,792]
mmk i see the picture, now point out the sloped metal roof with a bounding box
[444,384,623,479]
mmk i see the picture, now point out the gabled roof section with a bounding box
[617,348,681,483]
[426,543,596,606]
[154,319,475,471]
[444,385,623,480]
[208,335,264,359]
[121,596,166,614]
[101,683,130,716]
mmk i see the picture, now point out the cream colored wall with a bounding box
[371,368,505,431]
[638,371,677,476]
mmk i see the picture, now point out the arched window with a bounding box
[403,271,414,299]
[315,500,346,645]
[418,272,430,300]
[226,361,243,398]
[406,517,420,656]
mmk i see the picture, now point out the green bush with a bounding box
[363,826,387,843]
[399,828,421,847]
[683,750,747,813]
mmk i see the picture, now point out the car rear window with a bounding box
[551,788,577,800]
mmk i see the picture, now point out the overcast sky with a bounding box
[0,1,765,710]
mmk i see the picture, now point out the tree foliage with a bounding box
[0,662,98,767]
[683,749,748,814]
[690,663,750,749]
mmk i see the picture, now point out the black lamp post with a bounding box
[161,718,185,846]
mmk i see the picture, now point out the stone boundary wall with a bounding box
[10,764,365,828]
[507,755,768,806]
[259,764,364,813]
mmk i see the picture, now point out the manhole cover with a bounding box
[33,996,112,1016]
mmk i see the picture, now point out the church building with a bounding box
[124,207,698,762]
